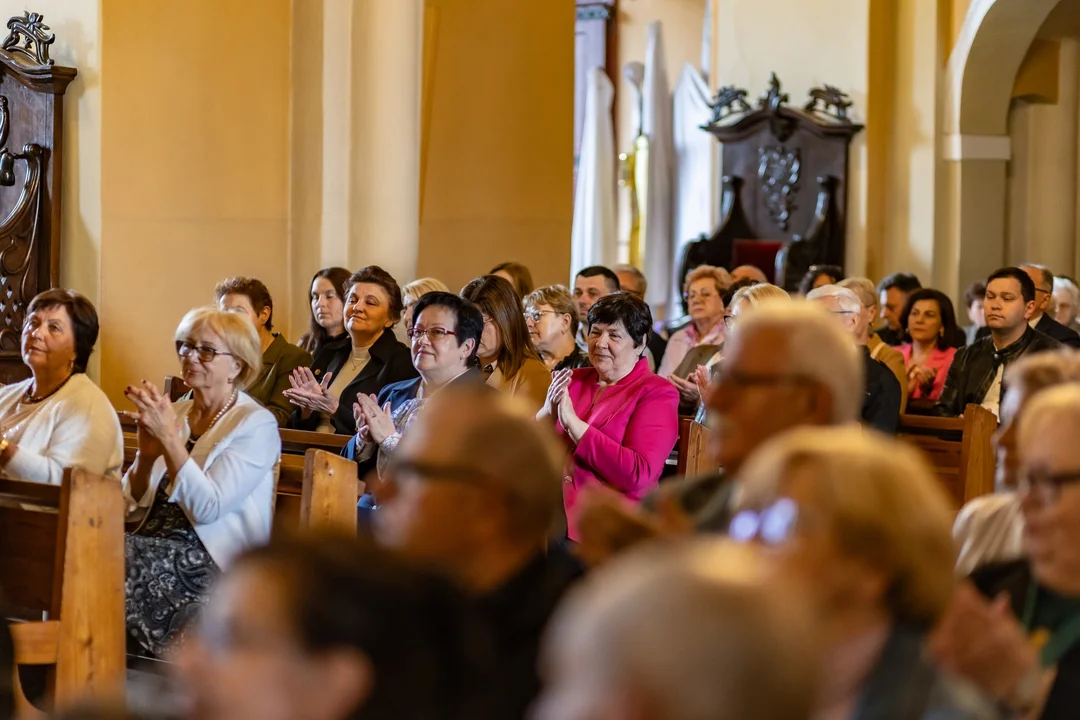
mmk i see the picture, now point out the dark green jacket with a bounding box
[248,333,312,426]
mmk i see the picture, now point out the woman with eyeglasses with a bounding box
[732,426,999,720]
[659,265,729,413]
[285,266,417,434]
[122,307,282,658]
[346,292,485,478]
[461,275,551,414]
[523,285,590,371]
[0,289,122,486]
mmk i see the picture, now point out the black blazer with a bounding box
[863,348,901,434]
[1036,314,1080,349]
[290,329,418,434]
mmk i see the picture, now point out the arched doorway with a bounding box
[940,0,1062,297]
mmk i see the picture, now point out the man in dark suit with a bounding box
[1023,264,1080,349]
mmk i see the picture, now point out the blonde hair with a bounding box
[684,265,733,295]
[737,426,956,629]
[402,277,450,306]
[729,283,790,310]
[174,306,262,390]
[838,277,877,310]
[523,284,579,335]
[1019,383,1080,452]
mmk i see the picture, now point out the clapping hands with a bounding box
[283,367,339,416]
[353,393,396,445]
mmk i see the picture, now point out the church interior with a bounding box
[3,0,1080,718]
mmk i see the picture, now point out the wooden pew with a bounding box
[897,403,997,507]
[299,449,361,533]
[675,417,711,477]
[0,470,126,715]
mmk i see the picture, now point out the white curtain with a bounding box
[571,67,618,281]
[642,21,673,311]
[671,63,718,312]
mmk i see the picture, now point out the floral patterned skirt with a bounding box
[125,481,219,658]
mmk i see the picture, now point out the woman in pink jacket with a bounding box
[539,292,679,540]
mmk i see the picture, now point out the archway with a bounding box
[940,0,1061,298]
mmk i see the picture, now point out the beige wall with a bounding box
[34,0,103,378]
[418,0,574,292]
[99,0,292,403]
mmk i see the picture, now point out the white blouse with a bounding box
[0,373,123,485]
[123,392,281,569]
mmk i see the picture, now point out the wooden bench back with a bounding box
[300,449,361,533]
[897,403,997,506]
[676,417,711,477]
[0,470,126,715]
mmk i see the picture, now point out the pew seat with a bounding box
[896,403,996,507]
[0,470,126,715]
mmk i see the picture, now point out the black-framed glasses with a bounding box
[407,327,456,342]
[1018,468,1080,505]
[175,340,233,363]
[523,309,559,323]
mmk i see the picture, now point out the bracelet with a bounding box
[0,436,10,456]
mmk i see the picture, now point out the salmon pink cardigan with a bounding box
[557,358,679,539]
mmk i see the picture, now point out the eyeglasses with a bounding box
[828,310,858,316]
[684,290,717,301]
[1018,468,1080,505]
[729,498,801,545]
[407,326,457,342]
[524,309,558,323]
[175,340,233,363]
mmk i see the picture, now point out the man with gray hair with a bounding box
[808,284,901,433]
[533,540,819,720]
[1021,263,1080,348]
[373,383,580,719]
[613,263,669,367]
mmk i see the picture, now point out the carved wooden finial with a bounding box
[709,85,751,125]
[2,11,55,69]
[804,84,853,122]
[759,73,788,111]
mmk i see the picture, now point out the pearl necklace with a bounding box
[199,389,237,435]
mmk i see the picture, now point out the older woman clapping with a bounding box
[540,293,679,540]
[0,289,121,484]
[122,307,281,658]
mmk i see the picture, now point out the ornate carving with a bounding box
[710,86,751,124]
[758,73,788,111]
[758,147,801,230]
[0,142,42,349]
[805,85,853,121]
[2,12,55,69]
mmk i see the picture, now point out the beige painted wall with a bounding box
[99,0,292,403]
[418,0,574,293]
[614,0,708,258]
[33,1,103,378]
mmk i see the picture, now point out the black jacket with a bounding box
[289,329,418,434]
[477,549,582,719]
[975,315,1080,349]
[554,344,591,372]
[970,560,1080,720]
[933,327,1061,417]
[863,347,902,434]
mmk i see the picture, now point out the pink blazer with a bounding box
[557,358,680,539]
[899,344,957,401]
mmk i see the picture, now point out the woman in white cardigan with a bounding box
[122,306,281,658]
[0,289,121,484]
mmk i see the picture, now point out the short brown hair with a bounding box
[214,276,274,332]
[490,261,535,298]
[523,284,579,336]
[27,289,100,374]
[347,266,404,326]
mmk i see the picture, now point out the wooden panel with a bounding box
[675,418,710,477]
[300,449,361,533]
[10,620,60,665]
[53,469,126,707]
[897,403,996,508]
[0,505,57,612]
[279,428,350,455]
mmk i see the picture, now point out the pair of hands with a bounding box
[668,365,711,405]
[352,393,395,446]
[123,380,180,460]
[283,367,339,416]
[929,583,1041,709]
[907,363,936,391]
[543,369,584,433]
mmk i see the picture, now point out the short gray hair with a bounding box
[806,284,861,314]
[612,264,647,295]
[729,283,790,310]
[539,540,818,720]
[734,302,863,424]
[1020,383,1080,455]
[838,277,877,310]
